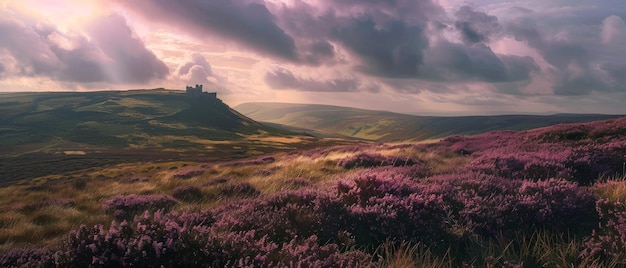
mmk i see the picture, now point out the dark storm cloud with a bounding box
[326,0,445,22]
[309,41,335,58]
[454,6,502,45]
[508,19,590,69]
[113,0,298,62]
[265,67,360,92]
[0,11,168,84]
[332,18,428,78]
[601,63,626,90]
[301,40,336,65]
[505,15,620,95]
[421,41,538,83]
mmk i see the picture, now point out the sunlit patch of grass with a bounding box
[459,230,588,267]
[245,156,342,194]
[245,135,305,144]
[372,231,614,268]
[593,179,626,203]
[376,241,452,268]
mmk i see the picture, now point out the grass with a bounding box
[372,230,624,267]
[593,179,626,203]
[376,242,452,268]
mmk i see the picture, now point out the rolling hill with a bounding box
[235,102,625,141]
[1,89,267,150]
[0,90,349,184]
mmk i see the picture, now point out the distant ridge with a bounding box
[235,102,625,141]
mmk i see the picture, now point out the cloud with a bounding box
[600,63,626,91]
[0,9,168,85]
[179,54,213,76]
[454,5,502,45]
[333,18,429,78]
[178,53,217,84]
[0,12,63,77]
[602,15,626,44]
[265,67,361,92]
[83,13,169,84]
[113,0,298,62]
[299,40,337,65]
[419,41,538,84]
[504,12,626,95]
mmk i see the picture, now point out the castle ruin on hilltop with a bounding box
[185,84,217,103]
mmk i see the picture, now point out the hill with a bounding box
[0,90,350,184]
[235,102,624,141]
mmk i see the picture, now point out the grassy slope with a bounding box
[0,90,352,184]
[235,102,625,141]
[1,89,265,150]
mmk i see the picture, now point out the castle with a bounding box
[185,84,217,99]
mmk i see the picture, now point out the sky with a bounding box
[1,0,626,115]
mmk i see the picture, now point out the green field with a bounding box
[235,102,625,141]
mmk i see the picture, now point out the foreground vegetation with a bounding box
[2,117,626,267]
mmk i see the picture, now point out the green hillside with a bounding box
[235,102,625,141]
[0,90,345,184]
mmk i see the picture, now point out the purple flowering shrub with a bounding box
[102,194,178,221]
[469,151,572,180]
[343,192,448,246]
[423,174,598,237]
[444,118,626,185]
[0,170,605,267]
[212,190,351,246]
[567,141,626,185]
[65,210,217,267]
[0,248,55,268]
[214,231,373,267]
[581,200,626,260]
[2,209,374,267]
[337,153,417,169]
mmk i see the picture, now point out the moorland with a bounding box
[235,102,622,141]
[0,89,354,185]
[1,89,626,267]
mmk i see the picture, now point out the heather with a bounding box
[102,194,178,221]
[0,172,607,267]
[2,117,626,266]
